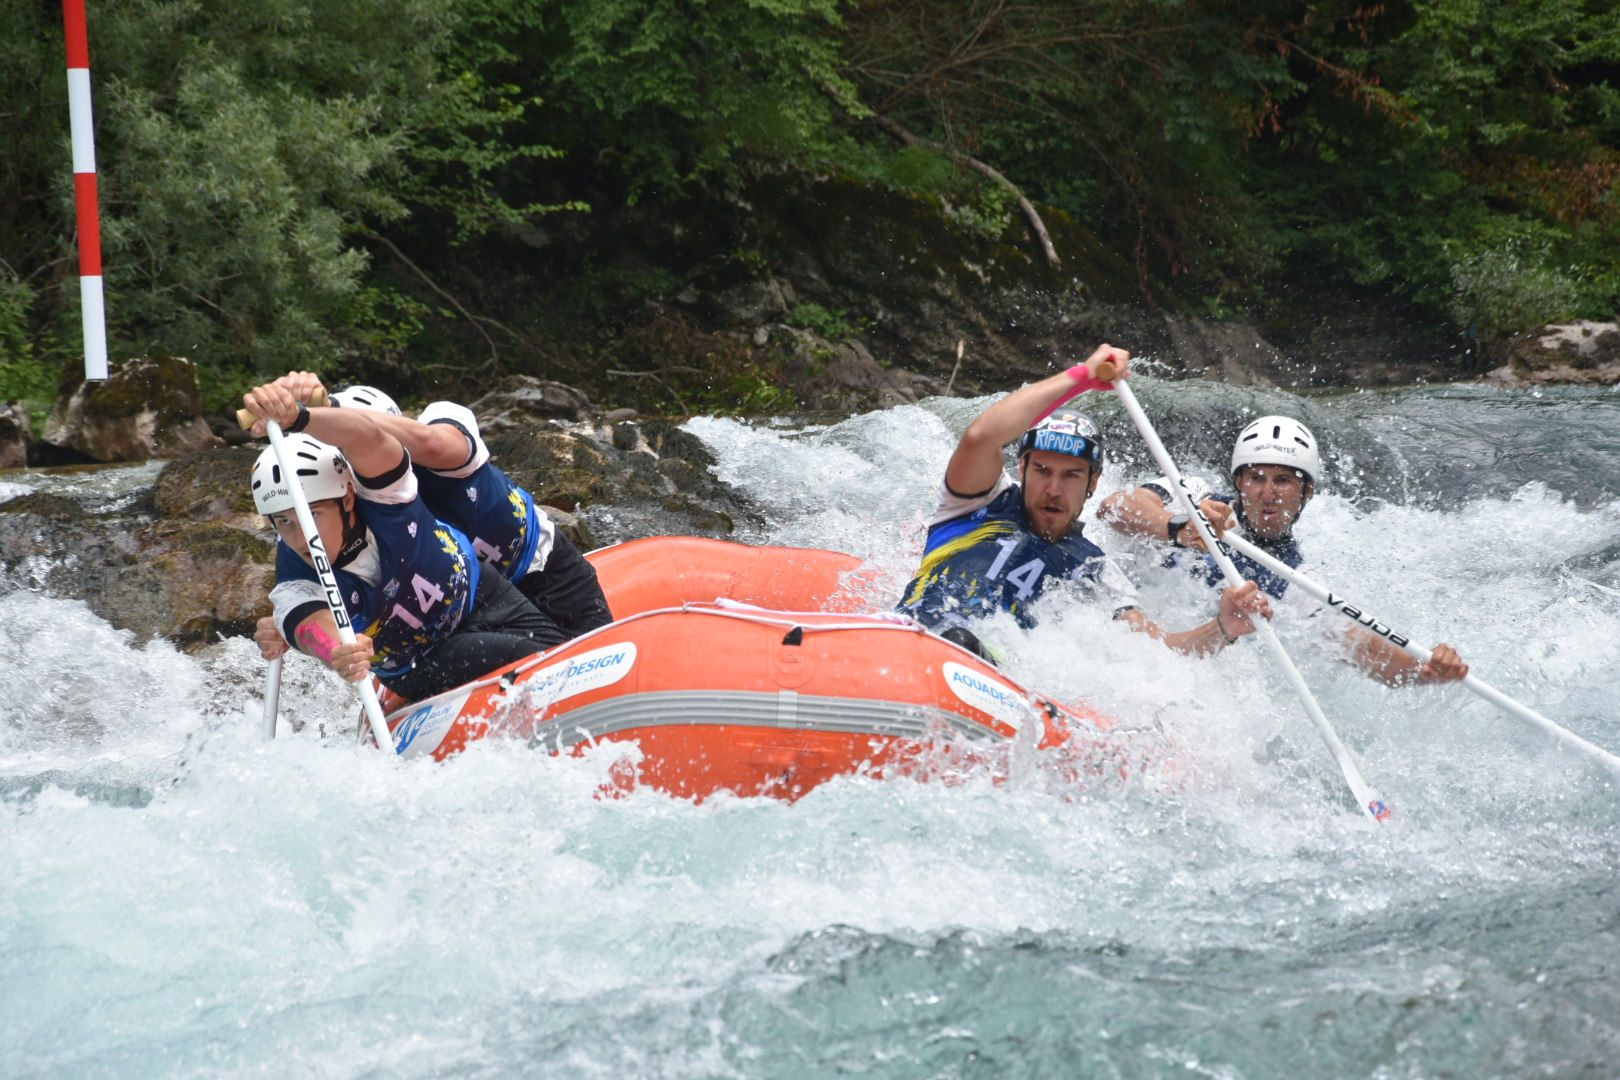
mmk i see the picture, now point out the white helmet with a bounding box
[250,434,353,514]
[1231,415,1320,485]
[329,384,402,415]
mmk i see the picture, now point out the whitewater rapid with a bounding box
[3,381,1617,1077]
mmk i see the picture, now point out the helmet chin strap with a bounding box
[334,501,368,567]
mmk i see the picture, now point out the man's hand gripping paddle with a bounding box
[1219,531,1620,783]
[1109,378,1393,823]
[247,400,396,754]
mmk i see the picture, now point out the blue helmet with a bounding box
[1019,411,1103,466]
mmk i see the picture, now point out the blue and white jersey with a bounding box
[411,401,554,582]
[1141,476,1306,599]
[270,455,479,680]
[899,473,1137,630]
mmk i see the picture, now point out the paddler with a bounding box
[1099,416,1470,686]
[260,372,613,647]
[242,381,555,701]
[898,344,1273,660]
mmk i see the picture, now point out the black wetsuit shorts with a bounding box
[517,530,614,638]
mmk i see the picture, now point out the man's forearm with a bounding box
[1101,488,1175,541]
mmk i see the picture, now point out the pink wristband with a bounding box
[1034,364,1113,423]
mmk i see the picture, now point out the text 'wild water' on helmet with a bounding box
[250,434,353,515]
[328,384,402,415]
[1019,411,1103,465]
[1231,415,1319,484]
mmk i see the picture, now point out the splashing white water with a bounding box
[3,386,1619,1077]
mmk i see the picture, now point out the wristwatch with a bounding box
[1167,513,1192,547]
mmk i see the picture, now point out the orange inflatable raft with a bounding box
[375,537,1122,800]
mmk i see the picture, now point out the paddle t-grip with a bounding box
[238,385,329,431]
[1091,357,1119,381]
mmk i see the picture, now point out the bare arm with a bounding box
[944,344,1129,495]
[1099,487,1235,550]
[1346,630,1469,687]
[270,372,472,471]
[349,412,469,472]
[1117,580,1272,657]
[286,608,377,683]
[242,382,403,479]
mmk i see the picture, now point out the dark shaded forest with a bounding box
[3,0,1617,414]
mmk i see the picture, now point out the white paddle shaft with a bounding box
[263,655,282,740]
[1219,530,1620,781]
[263,420,394,753]
[1110,380,1390,822]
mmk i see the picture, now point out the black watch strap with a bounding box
[1167,513,1191,547]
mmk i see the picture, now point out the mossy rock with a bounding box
[0,491,82,517]
[81,356,207,423]
[152,446,262,522]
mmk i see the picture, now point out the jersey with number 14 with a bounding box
[410,401,551,583]
[272,459,478,681]
[899,473,1137,630]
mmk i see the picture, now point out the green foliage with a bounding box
[787,302,858,340]
[528,0,857,200]
[0,267,58,430]
[1446,229,1607,339]
[1,0,571,393]
[5,0,1617,401]
[0,267,35,370]
[840,1,1306,287]
[1256,0,1620,331]
[551,261,681,326]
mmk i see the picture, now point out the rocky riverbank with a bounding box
[0,366,759,647]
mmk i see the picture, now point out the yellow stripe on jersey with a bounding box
[902,519,1019,607]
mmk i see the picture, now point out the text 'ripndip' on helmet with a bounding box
[328,384,402,415]
[1231,415,1319,485]
[1020,411,1103,466]
[250,434,353,515]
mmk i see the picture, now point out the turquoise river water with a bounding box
[3,378,1618,1078]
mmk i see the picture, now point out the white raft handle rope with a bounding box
[1219,530,1620,782]
[1110,378,1393,823]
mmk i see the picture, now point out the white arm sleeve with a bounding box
[352,453,419,506]
[269,578,325,637]
[416,401,490,479]
[928,472,1014,527]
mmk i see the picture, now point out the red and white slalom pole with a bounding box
[63,0,108,381]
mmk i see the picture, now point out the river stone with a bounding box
[3,398,761,646]
[488,420,759,543]
[540,505,596,552]
[0,460,274,648]
[467,376,596,433]
[45,355,220,463]
[151,446,264,527]
[1487,321,1620,387]
[0,402,28,469]
[777,330,944,412]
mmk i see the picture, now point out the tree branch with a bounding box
[365,232,500,362]
[869,113,1060,267]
